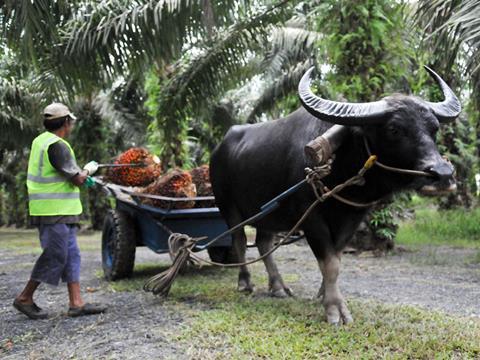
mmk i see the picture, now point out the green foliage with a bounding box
[369,206,397,241]
[315,0,410,248]
[316,0,410,101]
[144,70,187,168]
[95,78,151,149]
[144,68,190,168]
[148,1,293,166]
[2,0,480,228]
[0,152,30,228]
[0,0,75,66]
[0,188,5,227]
[0,77,40,150]
[436,114,477,208]
[60,1,252,88]
[415,0,480,84]
[414,0,480,208]
[245,13,321,122]
[70,99,112,229]
[246,60,319,123]
[260,92,303,121]
[0,52,43,151]
[397,206,480,248]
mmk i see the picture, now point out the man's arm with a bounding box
[47,142,88,186]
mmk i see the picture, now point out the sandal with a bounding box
[67,303,107,317]
[13,299,49,320]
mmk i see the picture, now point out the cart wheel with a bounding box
[207,246,234,264]
[102,209,136,281]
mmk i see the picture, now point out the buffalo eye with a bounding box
[387,125,400,136]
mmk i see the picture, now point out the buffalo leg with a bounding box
[256,231,293,298]
[233,227,254,293]
[316,280,325,301]
[221,204,254,293]
[318,252,353,325]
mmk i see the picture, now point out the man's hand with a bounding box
[71,170,88,186]
[71,171,95,188]
[83,161,99,175]
[84,176,96,188]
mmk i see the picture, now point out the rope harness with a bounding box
[143,138,435,296]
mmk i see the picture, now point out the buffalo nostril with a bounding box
[426,162,454,180]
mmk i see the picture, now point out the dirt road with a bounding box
[1,230,479,358]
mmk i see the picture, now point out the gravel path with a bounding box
[271,242,480,318]
[1,237,479,358]
[0,248,185,359]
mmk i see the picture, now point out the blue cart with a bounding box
[97,179,233,280]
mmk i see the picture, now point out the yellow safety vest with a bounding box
[27,131,82,216]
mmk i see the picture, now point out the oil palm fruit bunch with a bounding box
[106,147,161,186]
[189,165,215,208]
[141,169,196,209]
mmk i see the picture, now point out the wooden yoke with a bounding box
[304,125,349,166]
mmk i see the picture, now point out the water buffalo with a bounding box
[209,67,460,325]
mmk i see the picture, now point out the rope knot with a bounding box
[144,233,205,296]
[168,233,197,259]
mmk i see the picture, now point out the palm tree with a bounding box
[2,0,299,165]
[415,1,480,79]
[415,0,480,207]
[0,54,42,151]
[415,0,480,136]
[2,1,292,227]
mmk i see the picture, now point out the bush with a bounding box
[397,205,480,247]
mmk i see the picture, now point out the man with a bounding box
[13,103,106,319]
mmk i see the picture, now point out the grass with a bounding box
[178,297,480,359]
[102,261,480,359]
[168,268,480,359]
[0,227,101,254]
[104,262,172,292]
[396,202,480,248]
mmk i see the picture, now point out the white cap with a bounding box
[43,103,77,121]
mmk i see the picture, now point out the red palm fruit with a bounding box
[189,165,215,208]
[106,147,162,186]
[140,169,196,209]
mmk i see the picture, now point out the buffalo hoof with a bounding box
[237,282,255,294]
[324,301,353,325]
[270,286,294,298]
[238,272,254,293]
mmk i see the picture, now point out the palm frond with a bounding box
[263,23,320,77]
[156,0,292,123]
[446,1,480,74]
[94,78,151,148]
[246,60,313,123]
[415,0,480,76]
[0,78,41,150]
[61,0,254,79]
[0,0,76,63]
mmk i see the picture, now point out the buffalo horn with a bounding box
[424,66,461,123]
[298,67,390,126]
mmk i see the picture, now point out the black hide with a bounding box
[210,95,454,258]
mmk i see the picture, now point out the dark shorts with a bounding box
[30,224,81,286]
